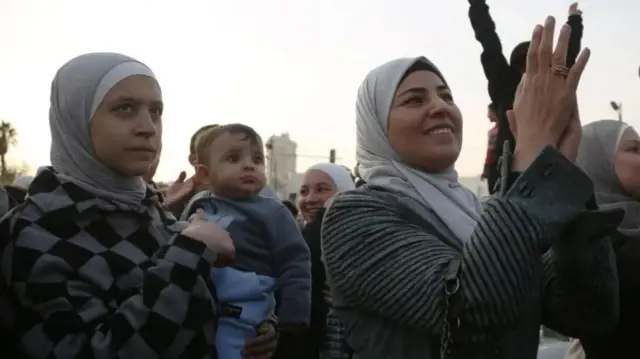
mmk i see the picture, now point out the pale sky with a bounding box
[0,0,638,181]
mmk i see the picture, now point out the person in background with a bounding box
[321,17,618,358]
[3,175,35,205]
[276,163,355,359]
[0,186,16,218]
[482,103,500,192]
[468,1,583,193]
[11,175,34,190]
[182,124,310,359]
[565,120,640,359]
[282,200,298,218]
[165,124,219,217]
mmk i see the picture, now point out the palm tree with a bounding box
[0,121,18,182]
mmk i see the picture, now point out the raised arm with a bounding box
[2,213,219,358]
[321,148,594,336]
[468,0,511,104]
[566,3,584,68]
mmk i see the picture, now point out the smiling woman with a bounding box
[298,163,355,223]
[320,15,619,358]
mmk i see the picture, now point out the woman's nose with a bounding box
[306,192,322,204]
[134,112,158,137]
[428,97,449,118]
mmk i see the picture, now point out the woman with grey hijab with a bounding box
[0,52,277,359]
[321,16,619,359]
[566,120,640,359]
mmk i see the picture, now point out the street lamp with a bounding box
[610,101,622,122]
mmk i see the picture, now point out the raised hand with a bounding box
[165,171,197,208]
[569,2,582,16]
[510,16,590,171]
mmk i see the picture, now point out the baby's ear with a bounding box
[194,164,211,185]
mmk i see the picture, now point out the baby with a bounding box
[182,123,311,359]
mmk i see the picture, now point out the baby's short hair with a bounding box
[189,124,218,155]
[195,123,263,165]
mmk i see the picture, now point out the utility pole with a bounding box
[265,139,278,192]
[610,101,623,122]
[329,149,336,163]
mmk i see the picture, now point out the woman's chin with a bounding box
[303,209,320,222]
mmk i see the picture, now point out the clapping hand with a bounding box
[508,16,590,171]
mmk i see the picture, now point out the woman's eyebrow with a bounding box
[398,85,449,97]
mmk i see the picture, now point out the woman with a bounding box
[321,17,619,359]
[0,52,277,359]
[275,163,355,359]
[565,120,640,359]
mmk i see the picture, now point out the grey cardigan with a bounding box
[321,148,621,359]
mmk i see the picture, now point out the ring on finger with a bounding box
[551,65,570,78]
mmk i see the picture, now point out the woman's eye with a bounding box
[441,93,454,102]
[150,106,163,115]
[405,96,422,104]
[114,103,136,114]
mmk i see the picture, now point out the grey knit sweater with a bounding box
[321,148,621,359]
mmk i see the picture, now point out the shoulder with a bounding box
[324,185,413,235]
[0,199,66,277]
[329,185,404,213]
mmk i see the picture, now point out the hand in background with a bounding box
[568,2,582,16]
[165,171,197,209]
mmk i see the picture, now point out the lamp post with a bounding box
[265,139,277,192]
[610,101,622,122]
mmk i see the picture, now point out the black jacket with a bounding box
[580,231,640,359]
[274,208,327,359]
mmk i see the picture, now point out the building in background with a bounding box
[265,133,298,199]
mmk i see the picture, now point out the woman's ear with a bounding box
[194,164,211,186]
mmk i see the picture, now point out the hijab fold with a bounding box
[356,57,482,242]
[49,52,157,209]
[577,120,640,236]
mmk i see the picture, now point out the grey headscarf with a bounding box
[50,52,157,208]
[577,119,640,236]
[356,57,482,242]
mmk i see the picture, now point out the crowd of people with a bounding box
[0,1,638,359]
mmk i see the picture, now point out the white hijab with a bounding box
[356,57,482,242]
[306,163,355,194]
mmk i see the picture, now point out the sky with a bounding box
[0,0,639,181]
